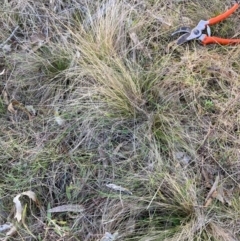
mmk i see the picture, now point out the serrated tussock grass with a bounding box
[0,0,240,240]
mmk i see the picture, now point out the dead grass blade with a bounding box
[47,204,84,213]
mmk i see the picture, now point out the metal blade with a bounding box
[176,32,191,45]
[171,27,191,36]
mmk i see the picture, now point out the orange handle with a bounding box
[202,36,240,45]
[208,3,239,25]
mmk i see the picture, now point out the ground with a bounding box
[0,0,240,240]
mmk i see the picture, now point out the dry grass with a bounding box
[0,0,240,240]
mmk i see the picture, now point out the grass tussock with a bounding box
[0,0,240,240]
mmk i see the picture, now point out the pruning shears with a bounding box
[172,3,240,45]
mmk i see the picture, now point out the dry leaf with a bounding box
[30,33,46,45]
[0,222,13,233]
[6,225,17,236]
[7,102,16,114]
[47,204,84,213]
[21,191,37,202]
[13,194,22,222]
[205,175,219,203]
[0,69,5,75]
[2,90,9,104]
[213,185,225,204]
[30,33,47,52]
[106,183,132,195]
[204,175,233,207]
[213,186,233,206]
[2,225,17,241]
[7,100,22,114]
[13,190,38,222]
[7,100,35,120]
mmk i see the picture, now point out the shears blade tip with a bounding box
[176,32,191,45]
